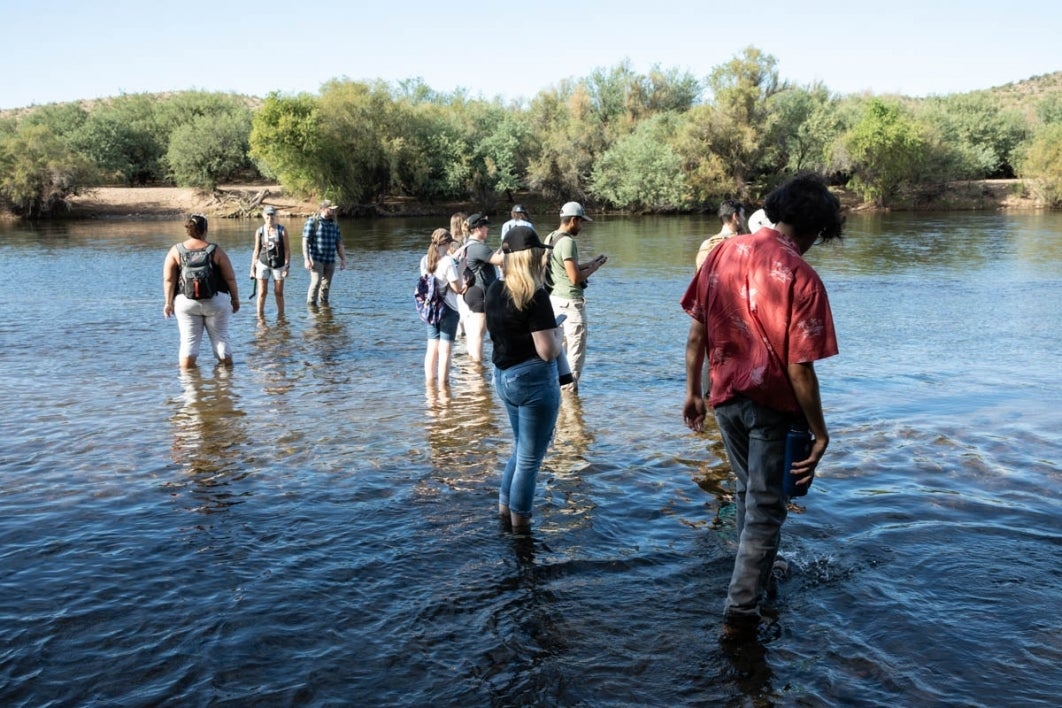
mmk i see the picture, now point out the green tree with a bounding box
[72,94,165,185]
[526,61,699,203]
[1016,123,1062,206]
[0,122,98,217]
[672,47,786,203]
[447,99,532,205]
[1035,93,1062,125]
[152,91,254,136]
[166,111,253,190]
[588,113,687,212]
[249,92,325,197]
[767,83,842,176]
[21,103,89,139]
[314,79,404,205]
[841,98,932,207]
[918,92,1027,177]
[525,81,594,201]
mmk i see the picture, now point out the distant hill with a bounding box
[4,71,1062,119]
[982,70,1062,109]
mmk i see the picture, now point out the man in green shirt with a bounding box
[546,202,607,392]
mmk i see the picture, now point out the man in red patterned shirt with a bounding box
[680,173,845,636]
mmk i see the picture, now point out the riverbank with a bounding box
[54,179,1044,220]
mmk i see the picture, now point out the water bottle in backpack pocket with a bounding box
[177,243,218,300]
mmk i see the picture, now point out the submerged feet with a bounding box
[498,505,531,534]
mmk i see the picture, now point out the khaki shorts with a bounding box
[254,261,289,281]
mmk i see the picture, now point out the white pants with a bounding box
[174,293,233,361]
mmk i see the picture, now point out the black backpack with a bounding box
[177,243,219,300]
[258,225,286,268]
[543,231,566,294]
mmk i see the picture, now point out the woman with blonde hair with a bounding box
[449,212,469,248]
[421,228,465,384]
[449,212,471,338]
[485,225,563,531]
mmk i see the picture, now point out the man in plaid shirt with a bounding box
[302,200,347,306]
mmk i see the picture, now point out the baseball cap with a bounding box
[467,213,490,228]
[501,225,552,253]
[511,204,528,214]
[263,205,276,215]
[747,208,774,232]
[319,199,337,211]
[559,201,592,221]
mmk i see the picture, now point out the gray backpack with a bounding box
[177,243,218,300]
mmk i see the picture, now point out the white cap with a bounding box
[747,208,773,232]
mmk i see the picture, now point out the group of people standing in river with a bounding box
[162,173,845,637]
[417,204,606,531]
[161,200,347,367]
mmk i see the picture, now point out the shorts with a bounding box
[463,285,485,313]
[426,305,460,342]
[254,261,288,281]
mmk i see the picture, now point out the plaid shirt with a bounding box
[302,216,342,264]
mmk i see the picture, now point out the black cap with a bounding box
[501,225,552,253]
[511,204,528,214]
[467,213,489,228]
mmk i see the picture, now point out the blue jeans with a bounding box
[493,358,561,517]
[425,305,460,341]
[714,396,792,619]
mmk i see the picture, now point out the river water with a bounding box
[1,211,1059,705]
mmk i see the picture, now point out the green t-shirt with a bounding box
[547,230,583,301]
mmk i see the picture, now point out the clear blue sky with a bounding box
[3,0,1059,110]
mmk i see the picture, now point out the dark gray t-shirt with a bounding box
[464,239,497,289]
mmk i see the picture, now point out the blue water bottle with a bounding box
[783,424,813,498]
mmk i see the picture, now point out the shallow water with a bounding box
[1,211,1060,705]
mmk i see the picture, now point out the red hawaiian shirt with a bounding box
[681,228,838,414]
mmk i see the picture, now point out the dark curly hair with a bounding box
[185,214,208,238]
[764,173,844,243]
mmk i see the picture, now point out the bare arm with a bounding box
[162,247,179,318]
[532,327,562,362]
[564,254,607,285]
[682,320,708,431]
[214,248,241,314]
[250,229,261,275]
[694,245,709,271]
[787,361,829,484]
[337,239,347,270]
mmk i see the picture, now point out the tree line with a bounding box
[3,47,1061,219]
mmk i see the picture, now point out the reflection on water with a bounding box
[0,212,1060,705]
[169,367,249,514]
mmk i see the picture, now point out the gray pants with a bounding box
[307,261,336,305]
[713,396,791,620]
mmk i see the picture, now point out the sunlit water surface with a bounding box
[1,211,1060,705]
